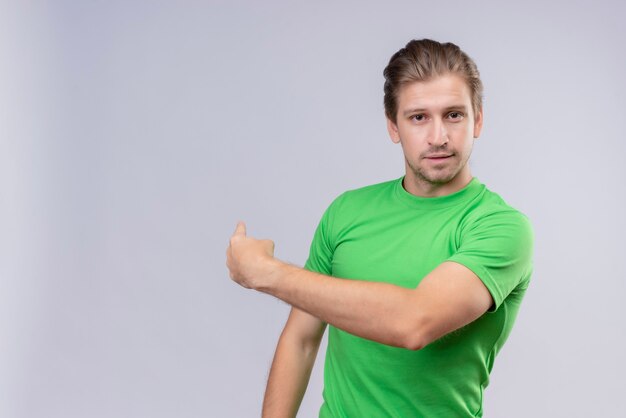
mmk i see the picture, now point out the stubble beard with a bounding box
[406,152,470,187]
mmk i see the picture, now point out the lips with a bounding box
[425,154,453,159]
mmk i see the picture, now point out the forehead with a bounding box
[397,74,472,111]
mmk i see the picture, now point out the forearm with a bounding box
[260,261,422,349]
[227,226,490,352]
[262,330,322,418]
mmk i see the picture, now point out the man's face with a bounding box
[386,74,483,196]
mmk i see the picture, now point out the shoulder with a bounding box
[455,183,535,261]
[331,177,400,209]
[318,177,400,232]
[456,185,535,273]
[464,183,533,234]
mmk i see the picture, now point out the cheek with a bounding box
[450,125,474,144]
[399,125,429,142]
[397,138,421,160]
[449,122,471,134]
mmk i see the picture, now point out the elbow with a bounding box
[400,314,432,351]
[403,333,427,351]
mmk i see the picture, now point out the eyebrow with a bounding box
[402,105,468,117]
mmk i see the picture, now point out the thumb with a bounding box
[234,221,247,237]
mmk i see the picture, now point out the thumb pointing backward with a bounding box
[234,221,247,236]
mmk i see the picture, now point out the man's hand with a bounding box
[226,221,277,290]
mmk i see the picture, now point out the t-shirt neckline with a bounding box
[393,175,484,210]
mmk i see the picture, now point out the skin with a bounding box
[387,73,483,197]
[226,73,492,418]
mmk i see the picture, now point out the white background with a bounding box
[1,1,625,416]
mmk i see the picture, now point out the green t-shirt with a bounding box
[304,176,534,418]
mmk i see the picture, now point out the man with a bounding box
[226,39,534,417]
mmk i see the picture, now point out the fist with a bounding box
[226,221,275,289]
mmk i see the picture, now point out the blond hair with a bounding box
[383,39,483,122]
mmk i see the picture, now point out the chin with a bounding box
[416,169,459,185]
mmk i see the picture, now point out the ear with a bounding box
[386,117,401,144]
[473,108,484,139]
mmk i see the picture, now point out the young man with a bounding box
[226,39,534,417]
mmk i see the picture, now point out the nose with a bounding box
[428,119,449,146]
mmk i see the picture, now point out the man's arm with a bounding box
[266,260,491,350]
[262,307,326,418]
[226,222,493,350]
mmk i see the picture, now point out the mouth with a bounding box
[425,154,453,160]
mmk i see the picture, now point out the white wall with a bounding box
[1,1,624,416]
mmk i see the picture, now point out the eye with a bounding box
[447,111,464,121]
[411,114,426,122]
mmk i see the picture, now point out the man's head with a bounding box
[383,39,483,124]
[383,39,484,196]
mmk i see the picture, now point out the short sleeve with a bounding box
[303,194,345,275]
[446,210,534,312]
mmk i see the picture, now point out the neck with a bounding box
[403,167,473,198]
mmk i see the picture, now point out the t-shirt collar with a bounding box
[394,175,484,210]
